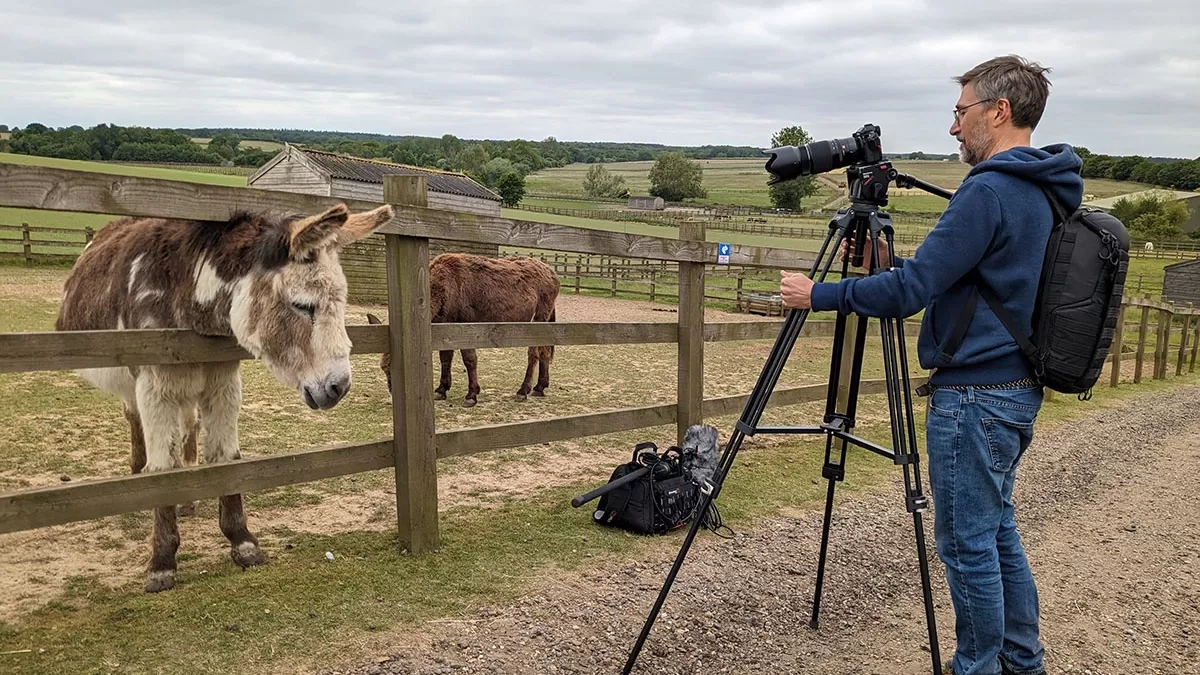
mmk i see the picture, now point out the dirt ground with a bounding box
[316,382,1200,675]
[0,290,781,617]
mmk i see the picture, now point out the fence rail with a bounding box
[0,161,1197,554]
[0,223,94,263]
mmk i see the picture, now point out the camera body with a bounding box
[763,123,884,185]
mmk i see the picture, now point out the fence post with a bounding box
[21,223,31,265]
[1110,303,1125,387]
[677,221,705,445]
[383,174,439,555]
[1191,317,1199,373]
[1154,305,1170,380]
[84,227,94,244]
[1134,296,1150,383]
[1177,303,1192,377]
[649,268,657,302]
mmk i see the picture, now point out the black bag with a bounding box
[948,186,1130,397]
[591,443,701,535]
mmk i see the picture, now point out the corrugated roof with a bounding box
[298,148,502,202]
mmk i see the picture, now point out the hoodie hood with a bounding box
[966,143,1085,211]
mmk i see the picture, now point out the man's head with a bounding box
[949,55,1053,165]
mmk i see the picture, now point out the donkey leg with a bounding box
[461,349,480,407]
[201,363,265,569]
[533,345,554,396]
[434,350,454,400]
[177,405,199,517]
[516,347,537,402]
[134,374,187,593]
[124,402,147,474]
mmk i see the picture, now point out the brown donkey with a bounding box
[56,202,395,592]
[367,252,559,407]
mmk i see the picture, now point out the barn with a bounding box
[249,144,502,303]
[628,195,666,210]
[1163,258,1200,307]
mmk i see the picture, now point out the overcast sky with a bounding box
[1,0,1197,158]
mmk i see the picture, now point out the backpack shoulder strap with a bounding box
[935,184,1062,368]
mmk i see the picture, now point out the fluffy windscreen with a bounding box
[682,424,720,486]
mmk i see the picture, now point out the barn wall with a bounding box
[341,237,500,305]
[1163,261,1200,307]
[248,158,331,196]
[426,191,502,217]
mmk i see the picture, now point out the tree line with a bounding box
[0,123,277,167]
[1077,147,1200,191]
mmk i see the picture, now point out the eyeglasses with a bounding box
[953,99,995,121]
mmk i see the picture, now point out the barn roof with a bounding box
[1164,257,1200,271]
[250,145,502,202]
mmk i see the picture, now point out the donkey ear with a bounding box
[337,205,395,247]
[289,204,350,259]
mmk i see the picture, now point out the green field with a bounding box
[525,158,1157,212]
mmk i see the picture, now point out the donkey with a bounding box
[367,252,559,407]
[55,202,395,593]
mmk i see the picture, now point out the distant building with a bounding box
[1163,258,1200,307]
[248,145,502,303]
[628,195,666,211]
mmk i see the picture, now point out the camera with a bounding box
[763,123,884,185]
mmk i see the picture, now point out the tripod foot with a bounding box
[808,617,819,630]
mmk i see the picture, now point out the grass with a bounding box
[0,260,1195,674]
[523,158,1157,213]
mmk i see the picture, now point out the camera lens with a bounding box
[764,136,860,184]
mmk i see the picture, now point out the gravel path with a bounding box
[323,382,1200,675]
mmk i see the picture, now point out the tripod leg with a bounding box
[621,220,852,675]
[810,293,870,630]
[876,226,941,673]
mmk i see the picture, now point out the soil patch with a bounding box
[318,383,1200,675]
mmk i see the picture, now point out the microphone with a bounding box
[681,424,720,494]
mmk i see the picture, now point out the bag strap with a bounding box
[935,184,1064,366]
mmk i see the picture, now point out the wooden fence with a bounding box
[0,223,93,264]
[0,161,1197,556]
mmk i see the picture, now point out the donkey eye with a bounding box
[291,301,316,319]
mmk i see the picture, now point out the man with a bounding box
[780,55,1084,675]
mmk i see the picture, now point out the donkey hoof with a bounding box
[145,570,176,593]
[177,502,196,517]
[514,393,528,402]
[232,542,267,568]
[463,398,478,408]
[531,389,546,397]
[433,391,447,401]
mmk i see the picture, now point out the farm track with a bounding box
[321,382,1200,675]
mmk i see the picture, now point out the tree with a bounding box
[496,171,526,207]
[648,152,706,202]
[1110,191,1191,241]
[768,125,819,210]
[582,164,627,198]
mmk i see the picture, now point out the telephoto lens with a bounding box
[762,124,883,184]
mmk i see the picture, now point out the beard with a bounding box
[957,123,992,166]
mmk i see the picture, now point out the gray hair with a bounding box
[955,55,1053,130]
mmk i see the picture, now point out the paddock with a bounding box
[0,161,1198,673]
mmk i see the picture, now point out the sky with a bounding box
[1,0,1197,159]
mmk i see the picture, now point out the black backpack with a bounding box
[945,186,1130,398]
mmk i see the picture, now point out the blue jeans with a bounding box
[925,384,1045,675]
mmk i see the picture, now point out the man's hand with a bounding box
[780,270,814,309]
[842,238,891,270]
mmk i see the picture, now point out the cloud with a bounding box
[1,0,1197,158]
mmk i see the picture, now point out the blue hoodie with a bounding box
[809,143,1085,386]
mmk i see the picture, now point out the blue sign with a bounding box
[717,243,731,265]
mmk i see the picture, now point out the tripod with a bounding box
[622,160,954,675]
